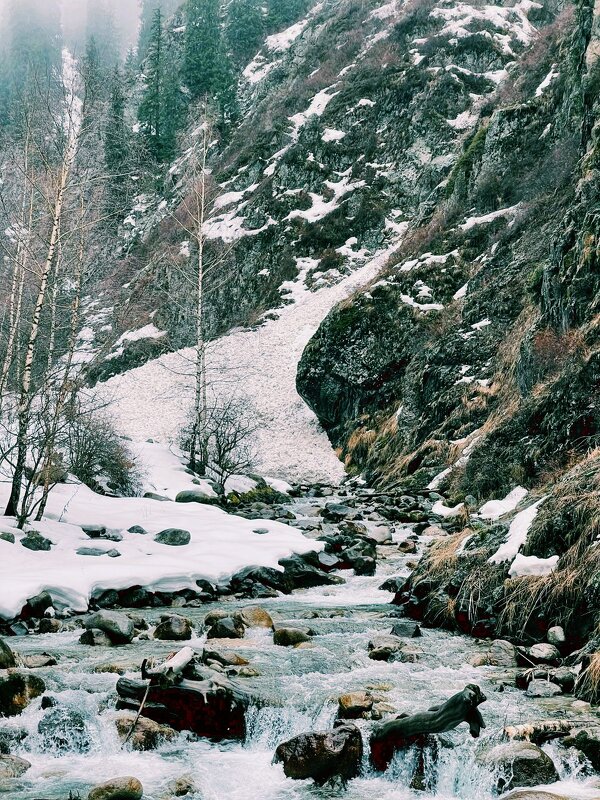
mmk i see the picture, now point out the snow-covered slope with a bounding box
[100,236,406,484]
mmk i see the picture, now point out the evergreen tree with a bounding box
[138,8,164,161]
[226,0,264,67]
[266,0,311,32]
[138,0,180,64]
[81,37,105,118]
[85,0,119,70]
[104,68,131,225]
[183,0,221,101]
[161,42,187,162]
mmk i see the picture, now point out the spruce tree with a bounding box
[104,68,130,225]
[81,37,105,118]
[227,0,264,67]
[138,8,164,161]
[161,42,186,162]
[85,0,119,70]
[266,0,311,32]
[183,0,221,101]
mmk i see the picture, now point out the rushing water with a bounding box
[2,499,600,800]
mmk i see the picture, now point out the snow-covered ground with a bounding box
[99,239,405,485]
[0,467,319,620]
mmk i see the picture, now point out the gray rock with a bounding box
[0,637,16,669]
[20,531,52,551]
[0,532,15,544]
[87,776,143,800]
[154,528,191,546]
[83,525,122,542]
[0,673,45,716]
[525,679,563,698]
[338,691,373,719]
[273,627,312,646]
[518,643,562,666]
[547,626,565,646]
[153,615,192,641]
[38,707,91,753]
[390,621,422,639]
[479,742,559,792]
[77,547,110,557]
[84,611,134,644]
[207,617,245,640]
[79,628,114,647]
[127,525,147,535]
[176,489,215,504]
[0,755,31,779]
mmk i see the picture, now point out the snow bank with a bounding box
[99,240,406,484]
[509,553,559,578]
[432,500,465,518]
[0,479,320,620]
[478,486,528,520]
[488,497,546,564]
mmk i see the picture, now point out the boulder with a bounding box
[0,673,45,716]
[0,638,16,669]
[502,793,571,800]
[517,643,561,667]
[204,609,229,627]
[23,653,57,668]
[547,626,566,647]
[115,713,177,750]
[84,611,135,644]
[83,525,122,542]
[163,774,197,797]
[274,627,312,647]
[390,621,422,639]
[274,722,363,784]
[20,531,52,551]
[562,727,600,771]
[368,634,403,661]
[0,754,31,779]
[321,503,355,522]
[176,489,215,504]
[525,680,562,698]
[235,606,273,629]
[338,691,373,719]
[230,565,292,595]
[77,547,111,557]
[364,526,393,544]
[206,617,245,640]
[0,532,14,544]
[127,525,147,535]
[153,615,193,641]
[21,590,53,618]
[398,540,417,554]
[154,528,191,546]
[38,618,62,633]
[38,707,91,753]
[279,554,345,589]
[87,776,143,800]
[80,628,114,647]
[202,650,249,667]
[479,742,559,792]
[471,639,517,668]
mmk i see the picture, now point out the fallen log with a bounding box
[116,671,248,741]
[370,684,486,771]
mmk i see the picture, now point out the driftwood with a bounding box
[370,684,486,771]
[116,663,249,741]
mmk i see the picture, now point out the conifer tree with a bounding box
[266,0,311,32]
[227,0,264,67]
[138,8,164,161]
[183,0,221,101]
[104,68,130,225]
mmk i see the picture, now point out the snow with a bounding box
[509,553,559,578]
[0,478,321,621]
[535,65,559,97]
[478,486,528,520]
[427,468,452,490]
[488,497,547,564]
[266,19,308,52]
[432,500,465,518]
[284,177,365,224]
[453,282,469,300]
[116,324,166,347]
[447,110,478,130]
[99,240,407,484]
[461,205,520,230]
[322,128,346,143]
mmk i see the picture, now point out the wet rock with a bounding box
[20,531,52,551]
[274,627,312,646]
[204,609,229,628]
[274,722,363,784]
[235,606,273,629]
[84,611,135,644]
[154,528,191,546]
[38,707,91,753]
[367,634,404,661]
[230,565,292,595]
[398,539,417,554]
[206,617,245,640]
[118,586,153,608]
[338,691,373,719]
[21,591,53,619]
[0,673,45,716]
[363,526,393,544]
[153,615,193,641]
[80,628,114,647]
[38,618,62,633]
[502,792,571,800]
[316,551,341,571]
[87,776,143,800]
[115,713,177,750]
[321,503,356,522]
[479,742,559,792]
[517,643,562,667]
[279,554,344,589]
[162,774,197,797]
[562,727,600,771]
[471,639,517,668]
[0,727,27,754]
[390,621,422,639]
[0,637,16,669]
[23,653,57,668]
[0,754,31,779]
[525,679,562,698]
[547,626,566,647]
[202,650,249,667]
[41,695,58,709]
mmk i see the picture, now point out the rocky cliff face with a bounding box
[297,0,599,500]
